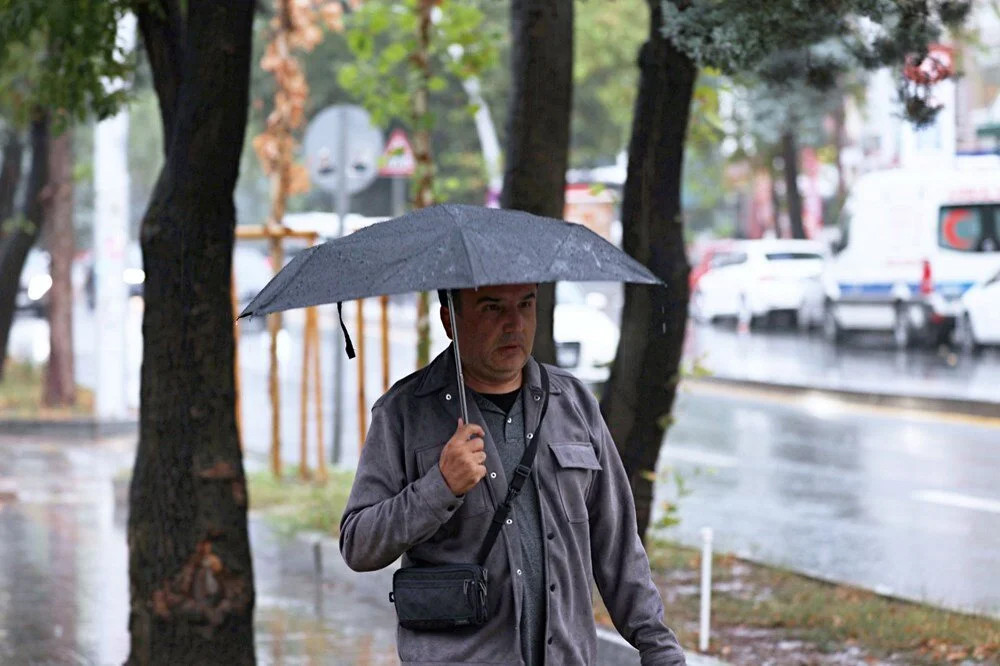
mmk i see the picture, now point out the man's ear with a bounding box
[440,306,453,340]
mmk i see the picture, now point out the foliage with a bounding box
[660,0,974,129]
[0,0,133,123]
[252,0,348,205]
[247,468,355,537]
[0,358,92,417]
[337,0,498,131]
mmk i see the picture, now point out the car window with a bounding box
[764,252,824,261]
[938,205,999,252]
[710,251,747,269]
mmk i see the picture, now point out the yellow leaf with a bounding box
[288,163,311,195]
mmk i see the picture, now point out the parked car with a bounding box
[955,264,1000,352]
[553,282,619,385]
[690,239,828,328]
[822,158,1000,348]
[688,239,736,291]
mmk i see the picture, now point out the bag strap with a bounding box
[476,364,550,565]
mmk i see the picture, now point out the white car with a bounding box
[554,282,619,385]
[956,265,1000,352]
[690,239,828,328]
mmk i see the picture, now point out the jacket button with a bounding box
[534,395,541,401]
[526,433,533,440]
[445,393,452,400]
[549,584,556,592]
[447,505,456,511]
[547,636,553,645]
[505,518,513,525]
[490,472,497,479]
[516,569,522,576]
[547,532,554,540]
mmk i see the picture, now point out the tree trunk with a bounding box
[414,0,435,368]
[0,129,23,229]
[599,0,696,543]
[127,2,256,663]
[782,129,805,239]
[501,0,573,366]
[0,113,49,380]
[42,127,75,407]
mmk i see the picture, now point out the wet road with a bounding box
[685,320,1000,405]
[656,380,1000,618]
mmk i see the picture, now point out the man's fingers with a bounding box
[463,436,485,452]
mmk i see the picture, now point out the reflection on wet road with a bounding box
[657,381,1000,618]
[0,435,402,665]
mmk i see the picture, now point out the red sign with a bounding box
[378,129,416,177]
[904,44,954,85]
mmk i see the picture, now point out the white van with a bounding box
[823,157,1000,347]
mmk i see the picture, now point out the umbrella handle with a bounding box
[446,290,470,425]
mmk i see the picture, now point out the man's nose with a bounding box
[501,306,525,331]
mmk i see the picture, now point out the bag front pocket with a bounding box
[549,442,601,524]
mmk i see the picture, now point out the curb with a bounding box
[0,418,138,438]
[688,375,1000,420]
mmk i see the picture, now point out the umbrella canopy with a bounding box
[238,203,661,320]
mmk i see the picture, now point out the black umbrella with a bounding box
[238,204,662,423]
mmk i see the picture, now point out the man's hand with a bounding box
[439,419,487,496]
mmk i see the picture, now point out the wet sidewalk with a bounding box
[0,434,722,665]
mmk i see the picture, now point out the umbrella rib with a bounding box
[448,206,480,288]
[244,244,318,316]
[542,220,575,278]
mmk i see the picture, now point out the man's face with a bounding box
[441,283,537,391]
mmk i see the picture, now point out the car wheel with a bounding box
[956,313,982,355]
[823,305,846,345]
[892,304,912,350]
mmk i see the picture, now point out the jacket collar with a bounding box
[413,346,562,398]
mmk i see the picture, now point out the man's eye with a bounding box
[484,304,500,312]
[519,300,533,309]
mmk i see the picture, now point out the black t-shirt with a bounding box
[477,387,521,414]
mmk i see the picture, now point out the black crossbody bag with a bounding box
[389,365,550,631]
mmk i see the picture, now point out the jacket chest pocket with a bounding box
[416,445,490,517]
[549,442,602,524]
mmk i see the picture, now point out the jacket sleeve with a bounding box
[586,404,687,666]
[339,402,464,571]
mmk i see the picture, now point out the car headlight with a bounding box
[555,341,581,368]
[122,268,145,285]
[27,274,52,301]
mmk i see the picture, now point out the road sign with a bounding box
[303,105,383,195]
[378,129,416,177]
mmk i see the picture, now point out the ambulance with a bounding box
[823,156,1000,347]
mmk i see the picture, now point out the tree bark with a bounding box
[599,0,696,543]
[501,0,574,366]
[0,112,49,380]
[0,130,23,229]
[782,129,805,239]
[127,2,256,663]
[42,127,75,407]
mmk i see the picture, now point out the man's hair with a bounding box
[437,289,460,313]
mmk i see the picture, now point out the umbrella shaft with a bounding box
[446,290,470,425]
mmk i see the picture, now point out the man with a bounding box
[340,283,686,665]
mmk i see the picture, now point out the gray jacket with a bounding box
[340,348,686,666]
